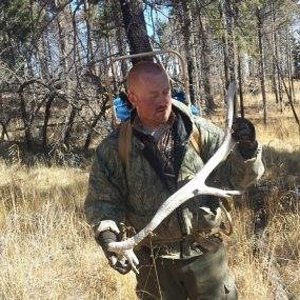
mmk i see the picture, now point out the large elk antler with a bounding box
[108,82,240,271]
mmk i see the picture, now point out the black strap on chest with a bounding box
[132,117,192,258]
[132,129,175,192]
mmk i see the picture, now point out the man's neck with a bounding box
[133,113,175,140]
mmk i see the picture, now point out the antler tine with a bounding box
[108,82,240,254]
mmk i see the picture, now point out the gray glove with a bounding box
[97,231,132,275]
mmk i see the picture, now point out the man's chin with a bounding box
[146,111,171,127]
[156,110,171,121]
[155,114,169,125]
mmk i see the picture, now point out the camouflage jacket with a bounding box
[84,100,264,258]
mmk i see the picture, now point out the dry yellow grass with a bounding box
[0,87,299,299]
[0,165,137,299]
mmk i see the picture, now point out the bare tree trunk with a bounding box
[274,27,283,111]
[83,96,110,152]
[224,0,236,82]
[60,2,79,148]
[106,35,119,94]
[114,0,128,78]
[42,93,55,150]
[271,5,279,106]
[278,69,300,135]
[39,30,52,80]
[0,119,10,140]
[272,57,279,105]
[119,0,152,64]
[257,8,267,125]
[220,0,237,109]
[62,102,77,148]
[18,84,33,148]
[218,2,229,91]
[291,77,296,104]
[237,45,244,118]
[278,75,283,113]
[179,0,196,105]
[55,0,70,74]
[285,28,295,105]
[272,27,300,134]
[83,0,94,72]
[196,3,216,113]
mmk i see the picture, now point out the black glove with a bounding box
[232,117,258,159]
[96,231,132,275]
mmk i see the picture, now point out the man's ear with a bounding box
[127,90,137,108]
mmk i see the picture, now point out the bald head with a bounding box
[126,61,172,130]
[127,61,169,93]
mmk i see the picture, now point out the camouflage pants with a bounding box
[136,244,238,300]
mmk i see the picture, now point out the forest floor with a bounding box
[0,87,299,299]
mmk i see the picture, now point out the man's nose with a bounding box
[156,93,170,105]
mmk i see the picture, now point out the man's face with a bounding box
[128,72,172,129]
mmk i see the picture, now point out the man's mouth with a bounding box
[157,106,167,113]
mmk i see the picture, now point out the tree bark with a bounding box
[83,96,110,152]
[196,4,216,112]
[180,0,196,105]
[223,0,237,116]
[83,0,94,72]
[61,2,80,148]
[171,0,196,105]
[257,8,267,125]
[18,83,33,148]
[237,45,244,118]
[272,5,279,106]
[42,93,55,150]
[114,0,128,78]
[224,0,236,82]
[119,0,153,64]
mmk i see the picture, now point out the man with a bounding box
[84,61,264,299]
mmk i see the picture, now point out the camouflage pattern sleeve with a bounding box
[194,117,264,190]
[84,135,128,231]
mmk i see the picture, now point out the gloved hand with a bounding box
[97,230,138,275]
[232,117,258,159]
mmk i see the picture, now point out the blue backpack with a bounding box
[114,95,132,122]
[172,90,201,116]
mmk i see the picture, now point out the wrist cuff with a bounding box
[96,220,120,235]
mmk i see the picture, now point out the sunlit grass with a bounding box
[0,164,137,300]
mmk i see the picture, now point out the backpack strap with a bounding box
[189,123,201,156]
[118,121,201,169]
[118,120,132,169]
